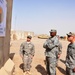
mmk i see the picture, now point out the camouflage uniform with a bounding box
[20,41,35,71]
[66,43,75,75]
[58,42,62,54]
[43,35,60,75]
[56,42,62,66]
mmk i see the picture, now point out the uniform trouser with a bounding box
[23,55,32,71]
[66,67,75,75]
[46,57,56,75]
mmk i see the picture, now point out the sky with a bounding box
[11,0,75,36]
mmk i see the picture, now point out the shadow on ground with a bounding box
[57,66,66,74]
[35,64,47,75]
[60,59,66,64]
[19,63,24,72]
[9,53,15,60]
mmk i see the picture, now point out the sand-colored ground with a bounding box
[10,37,69,75]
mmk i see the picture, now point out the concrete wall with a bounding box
[11,30,34,40]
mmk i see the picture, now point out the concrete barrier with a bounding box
[0,58,15,75]
[0,67,8,75]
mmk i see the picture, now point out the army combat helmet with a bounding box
[27,35,32,39]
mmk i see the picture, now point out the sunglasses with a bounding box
[67,35,71,38]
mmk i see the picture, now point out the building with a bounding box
[11,30,34,40]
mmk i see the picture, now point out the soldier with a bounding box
[43,29,60,75]
[20,35,35,75]
[66,32,75,75]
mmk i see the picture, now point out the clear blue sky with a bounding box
[11,0,75,36]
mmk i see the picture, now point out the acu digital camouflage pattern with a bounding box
[20,41,35,71]
[43,36,60,75]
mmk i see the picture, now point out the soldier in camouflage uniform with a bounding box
[66,32,75,75]
[20,35,35,75]
[43,29,60,75]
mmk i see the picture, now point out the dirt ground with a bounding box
[10,37,69,75]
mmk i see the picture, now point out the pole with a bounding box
[0,0,13,68]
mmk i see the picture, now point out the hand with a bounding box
[73,68,75,72]
[30,55,33,59]
[58,54,60,58]
[20,54,23,58]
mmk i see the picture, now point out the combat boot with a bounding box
[23,71,28,75]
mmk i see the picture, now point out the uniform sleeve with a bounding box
[43,40,48,48]
[19,43,24,55]
[58,42,62,54]
[31,44,35,56]
[71,51,75,69]
[46,38,59,50]
[66,44,75,69]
